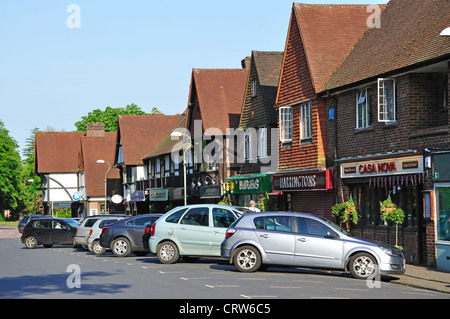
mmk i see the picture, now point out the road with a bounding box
[1,237,448,302]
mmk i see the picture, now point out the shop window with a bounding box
[436,186,450,241]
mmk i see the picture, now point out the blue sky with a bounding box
[0,0,387,156]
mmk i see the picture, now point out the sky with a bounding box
[0,0,387,157]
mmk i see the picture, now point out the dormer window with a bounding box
[252,79,257,97]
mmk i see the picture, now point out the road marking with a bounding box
[180,277,211,280]
[270,286,302,289]
[158,270,184,274]
[205,285,240,288]
[241,294,277,299]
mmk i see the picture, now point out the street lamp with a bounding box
[170,131,191,206]
[96,159,111,214]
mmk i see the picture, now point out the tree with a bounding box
[22,128,42,214]
[0,120,26,213]
[74,103,159,132]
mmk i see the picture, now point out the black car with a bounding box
[18,214,52,233]
[99,214,162,257]
[21,218,80,249]
[142,214,163,250]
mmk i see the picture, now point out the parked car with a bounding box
[87,217,127,255]
[99,214,161,257]
[142,214,163,250]
[221,212,405,280]
[74,215,125,249]
[149,204,241,264]
[18,214,52,233]
[21,218,80,249]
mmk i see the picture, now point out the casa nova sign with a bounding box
[340,156,423,178]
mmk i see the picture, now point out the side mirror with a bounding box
[326,231,338,239]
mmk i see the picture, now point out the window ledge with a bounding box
[409,126,449,139]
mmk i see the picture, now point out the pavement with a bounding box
[1,224,449,295]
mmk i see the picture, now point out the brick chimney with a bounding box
[86,123,105,137]
[241,56,251,69]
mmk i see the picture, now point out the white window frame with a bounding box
[356,88,372,129]
[257,127,267,158]
[300,102,312,140]
[378,78,396,123]
[279,106,293,143]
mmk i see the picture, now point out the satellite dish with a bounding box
[111,194,123,204]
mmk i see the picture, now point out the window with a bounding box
[180,207,209,227]
[253,216,291,232]
[33,219,51,229]
[297,217,334,237]
[356,88,373,128]
[300,102,312,140]
[126,216,151,227]
[279,107,293,143]
[257,127,267,158]
[244,132,252,160]
[165,208,188,223]
[252,79,257,97]
[164,155,170,177]
[378,78,396,122]
[212,208,237,228]
[436,186,450,242]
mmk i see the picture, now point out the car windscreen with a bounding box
[63,219,80,228]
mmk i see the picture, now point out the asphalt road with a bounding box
[1,237,448,301]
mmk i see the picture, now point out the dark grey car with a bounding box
[18,214,52,233]
[221,212,405,280]
[99,214,161,257]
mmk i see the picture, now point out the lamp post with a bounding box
[170,131,191,206]
[96,159,111,213]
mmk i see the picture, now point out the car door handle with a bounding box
[259,234,269,238]
[297,238,307,242]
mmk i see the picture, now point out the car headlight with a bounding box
[379,245,403,258]
[379,245,394,256]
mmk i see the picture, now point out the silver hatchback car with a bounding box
[221,212,405,280]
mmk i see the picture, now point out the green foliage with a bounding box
[74,103,159,132]
[0,120,26,212]
[331,195,360,226]
[380,195,405,225]
[218,196,231,205]
[256,193,275,212]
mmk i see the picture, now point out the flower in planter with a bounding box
[331,195,360,230]
[380,195,405,248]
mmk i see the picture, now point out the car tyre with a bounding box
[111,237,132,257]
[156,241,179,264]
[233,245,261,273]
[349,252,378,280]
[24,236,37,249]
[92,240,106,255]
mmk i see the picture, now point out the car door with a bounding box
[294,217,344,269]
[211,208,238,256]
[254,215,295,265]
[126,216,151,250]
[175,207,212,255]
[32,219,52,244]
[51,220,73,244]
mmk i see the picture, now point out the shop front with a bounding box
[272,170,334,219]
[226,174,273,208]
[339,153,426,264]
[433,153,450,271]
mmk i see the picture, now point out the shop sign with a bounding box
[227,174,272,195]
[170,188,184,200]
[199,185,222,199]
[341,155,423,178]
[149,189,168,201]
[272,170,333,192]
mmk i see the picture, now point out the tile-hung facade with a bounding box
[274,3,372,218]
[320,0,450,269]
[184,67,248,203]
[227,51,283,208]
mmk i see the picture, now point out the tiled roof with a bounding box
[81,133,120,197]
[187,68,248,134]
[276,3,372,106]
[117,114,184,166]
[322,0,450,91]
[142,114,186,159]
[34,132,85,173]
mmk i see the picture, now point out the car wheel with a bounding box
[24,236,37,249]
[156,241,179,264]
[111,237,132,257]
[349,252,378,280]
[233,245,261,273]
[92,240,106,255]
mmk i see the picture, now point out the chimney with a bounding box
[86,123,105,137]
[241,56,251,69]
